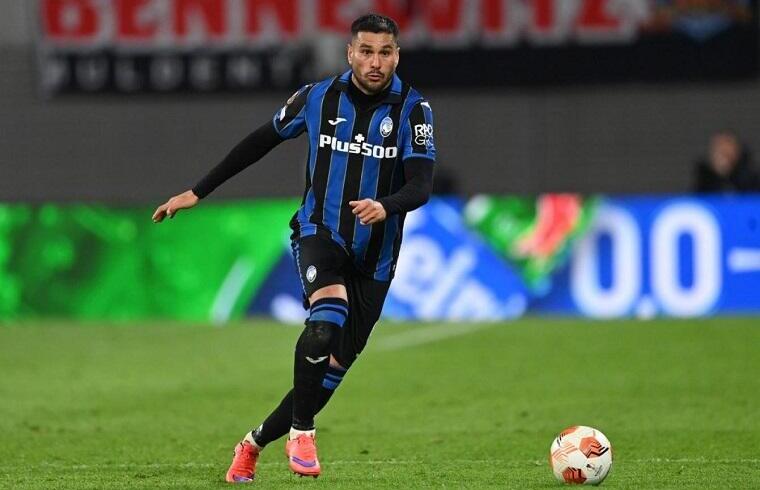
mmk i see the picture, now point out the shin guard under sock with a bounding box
[292,297,348,430]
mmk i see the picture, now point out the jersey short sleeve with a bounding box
[399,100,436,162]
[272,84,313,140]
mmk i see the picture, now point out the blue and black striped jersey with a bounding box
[272,70,436,281]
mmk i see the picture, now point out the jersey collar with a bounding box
[333,70,404,105]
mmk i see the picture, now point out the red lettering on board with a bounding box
[318,0,351,33]
[244,0,298,37]
[116,0,157,40]
[43,0,98,39]
[422,0,464,33]
[173,0,226,37]
[532,0,555,33]
[577,0,621,31]
[481,0,503,34]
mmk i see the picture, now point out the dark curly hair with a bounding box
[351,13,399,42]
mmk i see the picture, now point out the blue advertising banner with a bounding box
[247,195,760,321]
[533,196,760,317]
[384,199,528,321]
[248,198,528,323]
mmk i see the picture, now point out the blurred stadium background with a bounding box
[1,1,760,488]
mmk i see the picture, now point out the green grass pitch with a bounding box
[1,318,759,489]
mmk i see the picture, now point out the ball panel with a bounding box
[579,436,610,458]
[562,467,587,484]
[559,426,579,438]
[550,439,578,467]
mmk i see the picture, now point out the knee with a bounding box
[296,321,335,355]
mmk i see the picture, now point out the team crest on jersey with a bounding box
[306,265,317,283]
[380,117,393,138]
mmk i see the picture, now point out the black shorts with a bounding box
[291,234,390,369]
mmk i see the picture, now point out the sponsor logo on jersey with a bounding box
[319,133,398,159]
[414,123,434,147]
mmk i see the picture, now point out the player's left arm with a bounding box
[350,100,436,225]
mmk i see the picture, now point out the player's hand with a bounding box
[152,190,199,223]
[349,199,387,225]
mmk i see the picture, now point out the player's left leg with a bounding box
[286,286,348,477]
[249,273,388,465]
[225,264,389,481]
[226,235,347,482]
[226,301,347,482]
[285,272,389,476]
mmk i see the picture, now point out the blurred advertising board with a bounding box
[36,0,758,95]
[529,196,760,318]
[1,195,758,322]
[0,200,298,321]
[250,198,530,324]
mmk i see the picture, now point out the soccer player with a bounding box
[152,13,436,482]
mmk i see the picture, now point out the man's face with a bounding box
[347,31,399,95]
[709,134,740,176]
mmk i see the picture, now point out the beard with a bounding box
[353,69,393,95]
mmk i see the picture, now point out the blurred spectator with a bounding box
[693,131,760,193]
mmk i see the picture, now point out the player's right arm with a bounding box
[151,120,282,222]
[152,189,199,222]
[152,84,313,223]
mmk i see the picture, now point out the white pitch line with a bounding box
[5,458,759,472]
[376,322,499,351]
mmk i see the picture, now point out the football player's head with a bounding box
[348,14,400,95]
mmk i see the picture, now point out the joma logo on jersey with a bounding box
[319,134,398,159]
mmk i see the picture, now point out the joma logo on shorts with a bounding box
[319,133,398,159]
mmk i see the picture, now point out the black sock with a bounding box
[253,380,341,447]
[252,390,294,447]
[291,320,339,430]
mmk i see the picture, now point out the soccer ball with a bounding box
[549,425,613,485]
